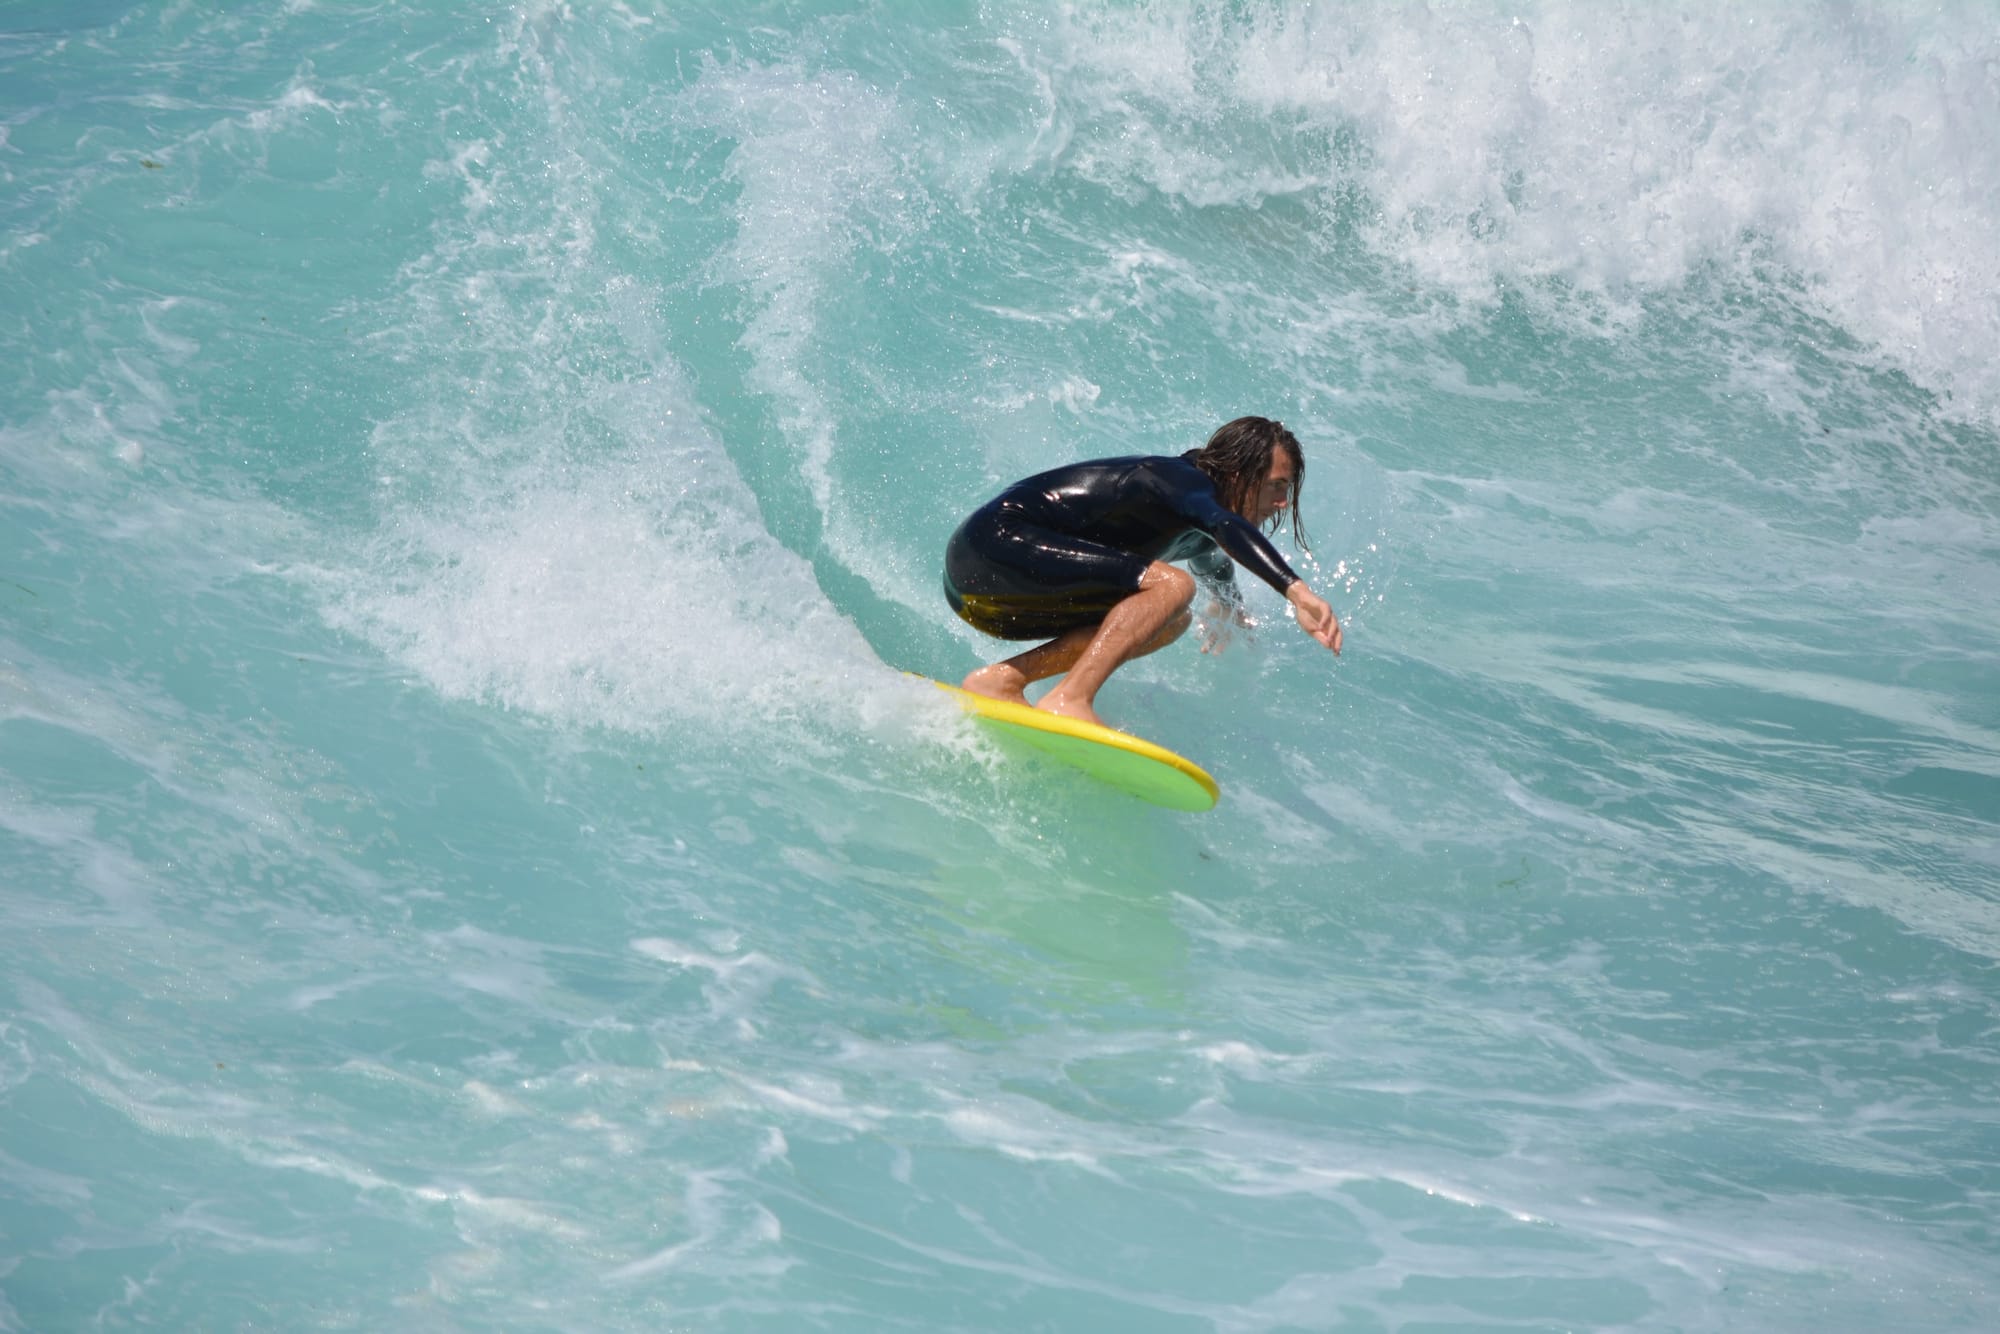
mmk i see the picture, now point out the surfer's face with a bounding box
[1245,451,1296,528]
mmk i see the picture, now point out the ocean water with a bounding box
[3,1,1998,1329]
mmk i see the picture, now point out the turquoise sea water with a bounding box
[4,2,1999,1329]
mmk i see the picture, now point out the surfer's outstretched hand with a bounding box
[1286,582,1343,655]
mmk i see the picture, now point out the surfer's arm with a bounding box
[1175,485,1302,594]
[1153,457,1341,656]
[1284,580,1342,654]
[1180,489,1341,656]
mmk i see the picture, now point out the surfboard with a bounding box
[922,677,1219,811]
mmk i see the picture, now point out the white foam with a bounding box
[1022,2,2000,426]
[735,1075,888,1132]
[411,1183,588,1240]
[334,380,885,741]
[332,37,894,743]
[1195,1039,1269,1075]
[603,1171,789,1283]
[942,1099,1109,1174]
[686,59,922,594]
[631,936,772,980]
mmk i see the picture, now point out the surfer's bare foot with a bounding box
[1035,690,1106,728]
[962,663,1029,706]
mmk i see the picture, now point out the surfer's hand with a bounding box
[1287,582,1342,655]
[1197,597,1257,655]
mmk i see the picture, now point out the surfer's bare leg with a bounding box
[962,564,1194,723]
[1034,563,1194,727]
[962,625,1096,707]
[961,613,1192,714]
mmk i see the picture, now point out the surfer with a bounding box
[942,416,1343,727]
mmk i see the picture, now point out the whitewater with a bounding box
[3,2,1997,1329]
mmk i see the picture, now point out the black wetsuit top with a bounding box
[943,452,1301,639]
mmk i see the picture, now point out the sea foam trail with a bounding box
[309,11,892,743]
[330,379,888,742]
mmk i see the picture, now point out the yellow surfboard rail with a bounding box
[923,677,1220,811]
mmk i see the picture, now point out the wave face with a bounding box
[3,3,1997,1328]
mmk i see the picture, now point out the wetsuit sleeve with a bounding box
[1177,483,1302,595]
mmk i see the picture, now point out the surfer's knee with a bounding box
[1141,562,1196,608]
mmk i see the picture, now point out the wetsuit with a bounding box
[943,452,1301,639]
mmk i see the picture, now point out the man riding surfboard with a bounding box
[943,416,1342,728]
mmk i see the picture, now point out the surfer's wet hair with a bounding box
[1189,416,1311,551]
